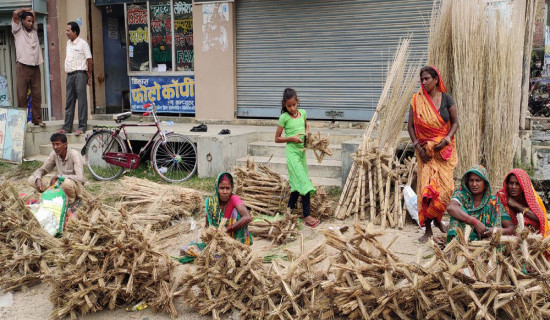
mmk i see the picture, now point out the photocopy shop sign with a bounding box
[130,76,195,113]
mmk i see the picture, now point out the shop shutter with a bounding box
[236,0,434,121]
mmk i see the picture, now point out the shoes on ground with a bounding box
[190,123,207,132]
[218,129,231,135]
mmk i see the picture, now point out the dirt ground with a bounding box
[0,174,445,320]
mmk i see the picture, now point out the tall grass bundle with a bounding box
[482,0,526,187]
[451,0,487,176]
[335,37,421,224]
[428,0,454,93]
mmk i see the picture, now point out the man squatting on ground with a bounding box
[28,133,85,204]
[12,7,45,127]
[59,21,93,136]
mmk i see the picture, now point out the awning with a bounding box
[94,0,163,5]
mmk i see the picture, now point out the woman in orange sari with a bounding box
[408,66,459,243]
[496,168,550,240]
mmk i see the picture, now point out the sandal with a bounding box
[57,129,70,134]
[305,218,321,228]
[190,123,207,132]
[218,129,231,135]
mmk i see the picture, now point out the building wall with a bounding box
[193,2,236,120]
[533,0,546,49]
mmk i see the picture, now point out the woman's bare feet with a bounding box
[434,220,448,233]
[418,219,433,243]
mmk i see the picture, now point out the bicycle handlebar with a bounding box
[143,111,151,116]
[144,103,152,109]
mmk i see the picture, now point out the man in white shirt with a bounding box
[59,21,92,136]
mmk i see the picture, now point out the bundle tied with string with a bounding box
[302,131,333,163]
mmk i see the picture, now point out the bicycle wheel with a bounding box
[85,130,127,181]
[151,133,197,183]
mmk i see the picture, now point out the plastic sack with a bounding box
[402,185,420,226]
[33,177,68,236]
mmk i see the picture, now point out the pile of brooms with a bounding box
[334,37,421,227]
[0,183,61,292]
[47,200,182,319]
[181,220,333,320]
[182,217,550,319]
[233,159,333,219]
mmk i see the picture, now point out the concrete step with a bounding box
[248,141,342,160]
[235,156,341,179]
[24,154,48,162]
[39,144,84,157]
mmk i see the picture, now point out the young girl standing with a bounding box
[275,88,320,228]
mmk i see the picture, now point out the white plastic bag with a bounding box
[402,185,420,226]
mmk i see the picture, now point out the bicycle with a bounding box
[81,103,197,183]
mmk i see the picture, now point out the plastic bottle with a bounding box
[161,120,174,126]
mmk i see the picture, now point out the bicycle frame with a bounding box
[100,104,172,169]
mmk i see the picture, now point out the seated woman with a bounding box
[205,172,253,245]
[446,165,514,242]
[496,168,549,237]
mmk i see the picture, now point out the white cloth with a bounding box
[64,37,92,73]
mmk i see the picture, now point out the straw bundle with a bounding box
[302,131,333,163]
[482,1,525,187]
[180,220,270,320]
[233,159,333,218]
[335,37,421,227]
[429,0,532,184]
[47,200,180,319]
[112,177,203,228]
[248,209,299,244]
[0,183,61,292]
[321,220,550,319]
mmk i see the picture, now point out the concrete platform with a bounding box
[24,118,366,186]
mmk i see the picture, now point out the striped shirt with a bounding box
[65,37,92,73]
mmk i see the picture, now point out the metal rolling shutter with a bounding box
[236,0,434,121]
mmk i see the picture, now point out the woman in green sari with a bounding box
[446,165,514,242]
[206,172,253,245]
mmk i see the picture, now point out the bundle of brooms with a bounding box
[334,37,421,228]
[321,218,550,319]
[0,182,62,292]
[303,131,333,163]
[47,200,181,319]
[181,222,333,320]
[233,159,333,219]
[248,209,300,244]
[111,176,203,228]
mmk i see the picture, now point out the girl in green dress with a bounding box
[275,88,320,228]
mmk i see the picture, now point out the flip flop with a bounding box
[190,123,207,132]
[305,218,321,228]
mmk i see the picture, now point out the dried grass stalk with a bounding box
[248,209,299,244]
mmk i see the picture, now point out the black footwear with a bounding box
[190,123,207,132]
[218,129,230,135]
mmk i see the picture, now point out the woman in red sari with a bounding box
[408,66,459,243]
[496,168,549,239]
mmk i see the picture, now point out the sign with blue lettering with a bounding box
[129,76,195,113]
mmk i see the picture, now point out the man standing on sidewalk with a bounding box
[59,21,92,136]
[12,7,45,127]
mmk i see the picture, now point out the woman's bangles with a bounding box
[464,216,478,227]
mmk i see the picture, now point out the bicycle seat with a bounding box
[113,112,132,122]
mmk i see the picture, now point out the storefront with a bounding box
[235,0,434,121]
[94,0,194,114]
[0,0,51,120]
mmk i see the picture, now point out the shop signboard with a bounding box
[129,75,195,113]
